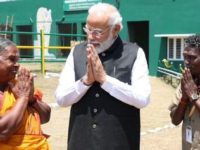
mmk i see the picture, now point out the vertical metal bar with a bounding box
[5,16,9,38]
[40,29,46,75]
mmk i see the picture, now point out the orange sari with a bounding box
[0,90,50,150]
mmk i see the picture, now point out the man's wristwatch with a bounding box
[190,93,200,102]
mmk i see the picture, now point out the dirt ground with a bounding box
[42,76,182,150]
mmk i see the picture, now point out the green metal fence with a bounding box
[0,30,86,75]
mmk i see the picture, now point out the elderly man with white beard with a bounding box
[55,2,151,150]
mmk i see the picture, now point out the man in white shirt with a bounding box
[55,2,151,150]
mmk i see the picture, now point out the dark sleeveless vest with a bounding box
[68,37,140,150]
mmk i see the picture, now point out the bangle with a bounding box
[28,98,37,106]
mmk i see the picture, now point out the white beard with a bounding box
[88,32,116,54]
[92,33,116,54]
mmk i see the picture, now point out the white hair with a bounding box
[88,3,123,31]
[0,37,16,53]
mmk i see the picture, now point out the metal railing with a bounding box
[0,30,86,75]
[157,67,182,79]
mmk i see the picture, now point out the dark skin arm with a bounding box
[170,96,189,125]
[170,68,200,125]
[170,77,190,125]
[30,100,51,124]
[183,69,200,112]
[28,76,51,124]
[0,67,32,140]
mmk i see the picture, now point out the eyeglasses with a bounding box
[83,25,111,38]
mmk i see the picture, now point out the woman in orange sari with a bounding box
[0,38,51,149]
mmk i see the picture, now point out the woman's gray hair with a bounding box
[88,3,123,31]
[0,37,16,53]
